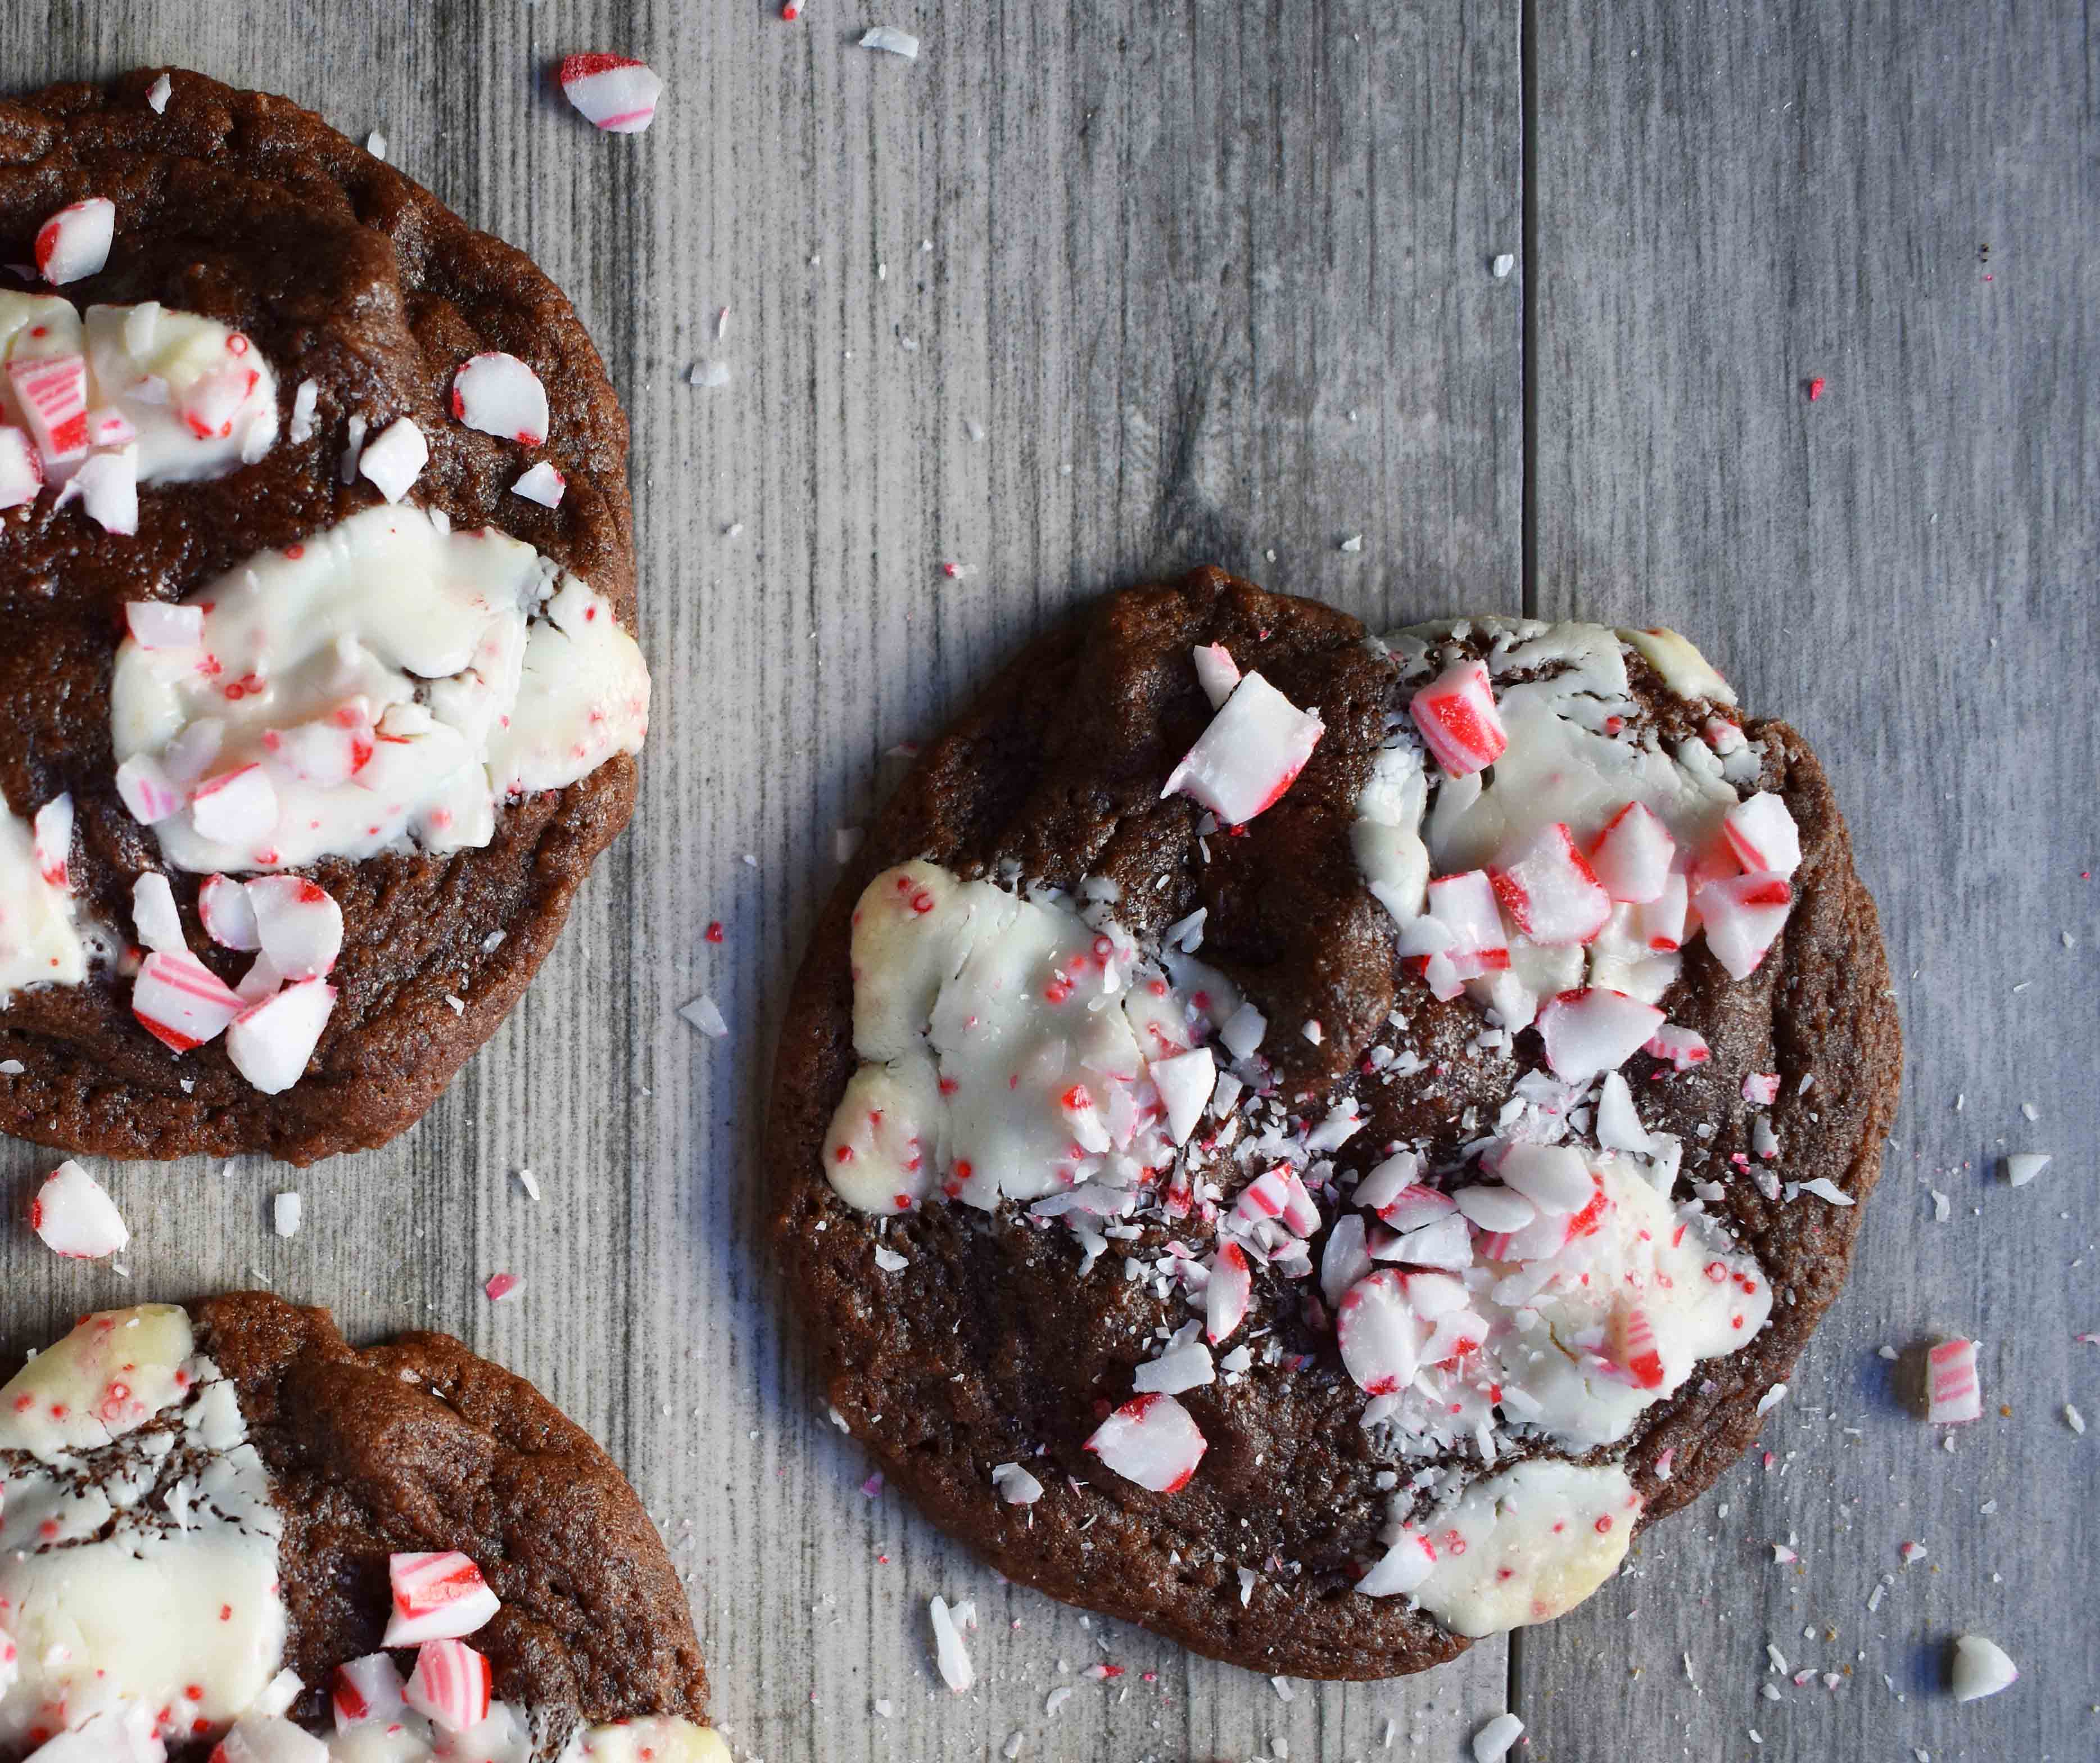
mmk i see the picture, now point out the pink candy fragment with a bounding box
[1423,869,1509,978]
[1206,1241,1252,1344]
[1742,1070,1780,1106]
[404,1637,492,1734]
[559,53,664,133]
[332,1654,406,1733]
[1926,1337,1982,1424]
[132,948,245,1051]
[8,354,90,465]
[1644,1023,1711,1072]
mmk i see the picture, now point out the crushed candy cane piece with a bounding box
[1537,987,1665,1084]
[861,26,921,59]
[1693,871,1793,979]
[357,415,427,503]
[1084,1393,1207,1493]
[1161,671,1324,825]
[485,1272,523,1303]
[929,1595,974,1692]
[34,197,115,284]
[2003,1152,2050,1187]
[451,352,550,446]
[1797,1177,1853,1206]
[1722,792,1802,879]
[133,947,245,1050]
[246,876,344,979]
[225,976,337,1093]
[1927,1338,1981,1423]
[404,1637,492,1733]
[1472,1712,1524,1763]
[1755,1382,1789,1416]
[386,1551,502,1647]
[680,994,730,1038]
[1644,1023,1711,1072]
[130,873,184,952]
[200,873,262,950]
[125,600,205,649]
[1743,1071,1780,1106]
[559,53,664,133]
[510,460,566,506]
[31,793,72,885]
[992,1461,1044,1504]
[1192,643,1242,708]
[274,1191,302,1237]
[1409,658,1507,776]
[332,1653,406,1732]
[1492,822,1610,945]
[147,73,172,112]
[1949,1634,2017,1702]
[1587,801,1675,903]
[33,1159,129,1258]
[0,423,42,508]
[9,352,91,465]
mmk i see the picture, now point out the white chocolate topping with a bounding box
[110,505,650,873]
[0,806,87,1008]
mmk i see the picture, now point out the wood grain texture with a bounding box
[1,3,1527,1761]
[1524,1,2098,1759]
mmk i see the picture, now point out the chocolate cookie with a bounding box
[0,1293,721,1763]
[0,68,649,1164]
[768,570,1899,1679]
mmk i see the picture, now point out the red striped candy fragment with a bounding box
[246,876,343,980]
[1161,672,1324,826]
[404,1638,492,1733]
[1692,871,1793,979]
[451,352,550,446]
[1336,1269,1422,1396]
[1536,987,1664,1084]
[1587,800,1675,903]
[559,54,664,133]
[1926,1337,1981,1424]
[1644,1023,1710,1072]
[225,977,337,1094]
[132,949,245,1051]
[332,1653,406,1733]
[34,197,115,284]
[1408,658,1506,776]
[1721,792,1802,879]
[7,354,90,465]
[1083,1393,1207,1493]
[1491,822,1611,946]
[1205,1241,1251,1344]
[30,794,73,887]
[1611,1300,1667,1389]
[384,1550,503,1647]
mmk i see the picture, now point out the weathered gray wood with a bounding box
[1524,1,2099,1758]
[2,4,1526,1760]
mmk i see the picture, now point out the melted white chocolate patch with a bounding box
[0,807,87,1010]
[1409,1459,1640,1638]
[110,505,650,873]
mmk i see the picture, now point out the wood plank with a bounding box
[2,3,1525,1759]
[1523,1,2099,1757]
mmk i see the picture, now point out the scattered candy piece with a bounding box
[1472,1712,1524,1763]
[1692,871,1793,979]
[2066,1402,2086,1437]
[1356,1526,1438,1597]
[485,1272,523,1304]
[274,1191,302,1238]
[1926,1338,1982,1424]
[1797,1177,1853,1206]
[1742,1071,1780,1106]
[1949,1634,2017,1702]
[131,871,185,953]
[1191,643,1242,708]
[2003,1152,2050,1187]
[860,26,921,59]
[385,1551,503,1647]
[451,352,550,446]
[680,994,729,1038]
[1722,792,1803,879]
[125,600,205,649]
[1807,376,1826,401]
[1587,801,1676,903]
[929,1595,974,1692]
[1409,659,1507,777]
[34,197,115,284]
[559,53,664,133]
[991,1461,1044,1504]
[8,353,91,465]
[404,1637,492,1733]
[32,1159,129,1258]
[225,977,337,1093]
[1161,671,1324,826]
[1537,987,1665,1084]
[1206,1241,1252,1344]
[66,446,138,534]
[510,460,567,507]
[191,763,279,846]
[147,73,172,114]
[1492,822,1611,944]
[200,874,262,950]
[357,415,427,503]
[1084,1393,1207,1493]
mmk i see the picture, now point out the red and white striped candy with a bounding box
[125,601,205,649]
[225,976,337,1093]
[1721,792,1801,879]
[1587,801,1676,903]
[1692,871,1793,980]
[1277,1168,1321,1237]
[509,460,567,507]
[1632,871,1689,952]
[7,354,90,465]
[451,352,550,446]
[332,1653,406,1733]
[1161,671,1324,826]
[1610,1300,1666,1389]
[559,53,664,133]
[262,710,376,787]
[1491,823,1611,946]
[1926,1337,1981,1424]
[1337,1270,1423,1395]
[1357,1526,1438,1597]
[32,1159,129,1258]
[1205,1241,1252,1344]
[31,793,73,887]
[1536,987,1665,1084]
[1742,1071,1780,1106]
[1083,1393,1207,1493]
[34,197,115,284]
[200,874,262,950]
[87,406,137,447]
[132,948,245,1051]
[404,1637,492,1734]
[189,764,280,846]
[1373,1183,1458,1235]
[1191,643,1241,709]
[131,872,185,953]
[1423,869,1509,977]
[384,1550,503,1646]
[176,361,260,441]
[1408,658,1506,776]
[1644,1023,1710,1072]
[0,424,41,509]
[115,753,183,825]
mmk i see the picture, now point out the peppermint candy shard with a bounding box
[510,460,567,507]
[1161,670,1324,826]
[245,876,345,980]
[404,1637,492,1734]
[452,352,550,446]
[224,977,337,1094]
[1490,822,1610,946]
[8,354,91,465]
[1356,1526,1437,1597]
[132,948,245,1051]
[1536,987,1665,1085]
[559,54,664,133]
[384,1550,503,1647]
[357,415,428,503]
[332,1653,406,1732]
[1083,1393,1207,1493]
[1408,658,1507,776]
[34,197,115,285]
[31,793,73,887]
[0,424,43,509]
[32,1159,129,1259]
[1926,1337,1982,1425]
[1205,1241,1252,1344]
[1587,800,1676,903]
[1693,871,1793,979]
[1721,791,1802,879]
[1950,1634,2018,1702]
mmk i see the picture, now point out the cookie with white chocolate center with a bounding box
[0,69,648,1163]
[767,569,1899,1678]
[0,1294,718,1762]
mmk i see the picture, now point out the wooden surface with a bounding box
[1,2,2091,1759]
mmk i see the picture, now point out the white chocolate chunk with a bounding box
[0,1303,194,1455]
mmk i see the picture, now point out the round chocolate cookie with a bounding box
[768,569,1899,1679]
[0,1292,720,1762]
[0,69,649,1164]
